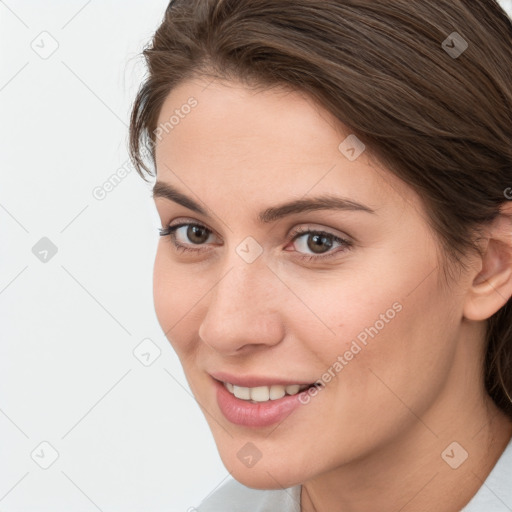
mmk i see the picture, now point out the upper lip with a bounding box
[209,371,315,388]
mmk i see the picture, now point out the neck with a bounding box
[301,393,512,512]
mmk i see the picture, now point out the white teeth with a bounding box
[250,386,270,402]
[224,382,310,402]
[233,385,251,400]
[269,385,286,400]
[285,384,300,395]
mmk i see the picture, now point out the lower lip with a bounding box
[214,378,312,428]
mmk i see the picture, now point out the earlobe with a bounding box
[463,202,512,321]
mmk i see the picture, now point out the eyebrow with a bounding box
[152,181,376,223]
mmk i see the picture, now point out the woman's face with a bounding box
[152,78,472,488]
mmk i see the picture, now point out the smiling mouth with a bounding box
[220,380,321,403]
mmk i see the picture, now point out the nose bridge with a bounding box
[210,253,275,320]
[198,250,283,352]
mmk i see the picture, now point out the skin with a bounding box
[152,77,512,512]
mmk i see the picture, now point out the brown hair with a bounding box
[128,0,512,416]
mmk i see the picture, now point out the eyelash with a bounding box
[158,222,353,261]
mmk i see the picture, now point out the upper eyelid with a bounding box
[166,219,221,240]
[165,219,350,243]
[162,221,354,262]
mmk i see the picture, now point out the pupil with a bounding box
[188,225,208,244]
[308,234,332,254]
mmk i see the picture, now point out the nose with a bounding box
[198,255,285,355]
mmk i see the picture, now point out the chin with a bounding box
[230,469,299,490]
[221,453,307,490]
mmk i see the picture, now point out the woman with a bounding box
[128,0,512,510]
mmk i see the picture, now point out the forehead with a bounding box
[156,78,345,158]
[154,78,417,218]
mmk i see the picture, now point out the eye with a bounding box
[288,226,353,261]
[158,222,217,254]
[158,222,353,261]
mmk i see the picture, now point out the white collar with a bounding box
[462,434,512,511]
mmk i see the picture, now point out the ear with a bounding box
[464,201,512,321]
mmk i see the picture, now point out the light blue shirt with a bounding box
[197,436,512,511]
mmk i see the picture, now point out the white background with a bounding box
[0,1,226,511]
[1,1,511,511]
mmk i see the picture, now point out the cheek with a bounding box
[288,269,402,361]
[152,247,200,354]
[304,248,456,393]
[324,273,460,423]
[153,248,172,327]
